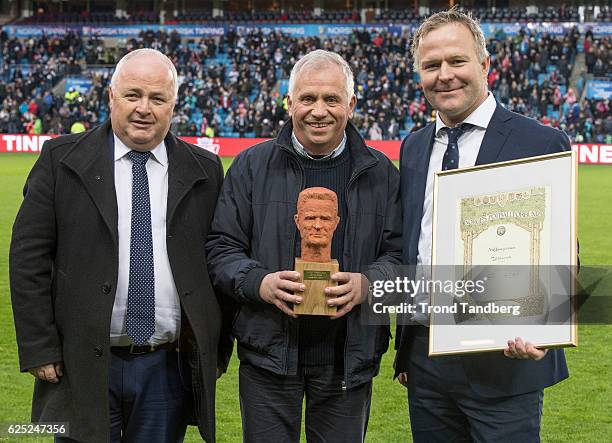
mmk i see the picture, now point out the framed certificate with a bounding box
[429,151,578,356]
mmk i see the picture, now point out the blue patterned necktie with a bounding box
[126,150,155,345]
[442,123,473,171]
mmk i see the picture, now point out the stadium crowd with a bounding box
[0,26,610,143]
[16,6,611,25]
[373,6,583,23]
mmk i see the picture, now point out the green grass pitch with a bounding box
[0,154,610,442]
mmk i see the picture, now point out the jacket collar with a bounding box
[60,120,208,240]
[275,119,379,174]
[409,101,513,221]
[60,120,118,244]
[165,129,209,228]
[408,122,436,174]
[475,102,513,165]
[403,123,435,265]
[404,102,513,264]
[415,101,513,170]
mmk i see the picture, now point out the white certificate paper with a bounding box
[429,152,578,356]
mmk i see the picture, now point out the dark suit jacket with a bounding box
[9,120,233,442]
[394,104,570,397]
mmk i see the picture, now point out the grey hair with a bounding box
[110,48,178,99]
[411,6,489,73]
[288,49,354,100]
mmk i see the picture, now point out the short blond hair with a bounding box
[411,6,489,72]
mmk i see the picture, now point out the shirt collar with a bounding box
[291,130,347,160]
[113,133,168,166]
[435,92,496,136]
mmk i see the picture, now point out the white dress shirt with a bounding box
[291,131,347,160]
[110,134,181,346]
[413,93,497,323]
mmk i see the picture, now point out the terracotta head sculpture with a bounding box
[294,187,340,262]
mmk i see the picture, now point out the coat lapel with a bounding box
[405,105,513,261]
[166,133,209,228]
[60,120,119,245]
[404,123,436,264]
[475,104,513,166]
[60,123,210,243]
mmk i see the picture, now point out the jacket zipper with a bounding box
[279,138,378,384]
[283,153,304,374]
[342,161,377,391]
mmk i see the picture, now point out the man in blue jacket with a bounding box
[206,49,402,442]
[394,8,569,442]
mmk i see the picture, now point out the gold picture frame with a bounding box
[429,151,578,356]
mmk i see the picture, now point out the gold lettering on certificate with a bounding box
[454,186,551,322]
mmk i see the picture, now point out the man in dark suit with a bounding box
[394,8,570,442]
[10,49,232,442]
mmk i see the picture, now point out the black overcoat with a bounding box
[10,120,233,442]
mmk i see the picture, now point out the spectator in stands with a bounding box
[70,120,86,133]
[259,118,274,138]
[387,118,400,139]
[204,122,215,137]
[32,116,42,134]
[0,108,8,132]
[368,121,383,140]
[64,87,79,104]
[593,58,605,77]
[235,110,249,137]
[564,87,577,106]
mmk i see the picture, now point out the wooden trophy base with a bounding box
[293,258,339,316]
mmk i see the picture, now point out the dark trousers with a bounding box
[239,363,372,443]
[55,349,188,443]
[108,348,189,443]
[407,330,543,443]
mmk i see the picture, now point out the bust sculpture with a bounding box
[294,187,340,262]
[293,187,340,316]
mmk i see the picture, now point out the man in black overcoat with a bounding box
[10,48,233,442]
